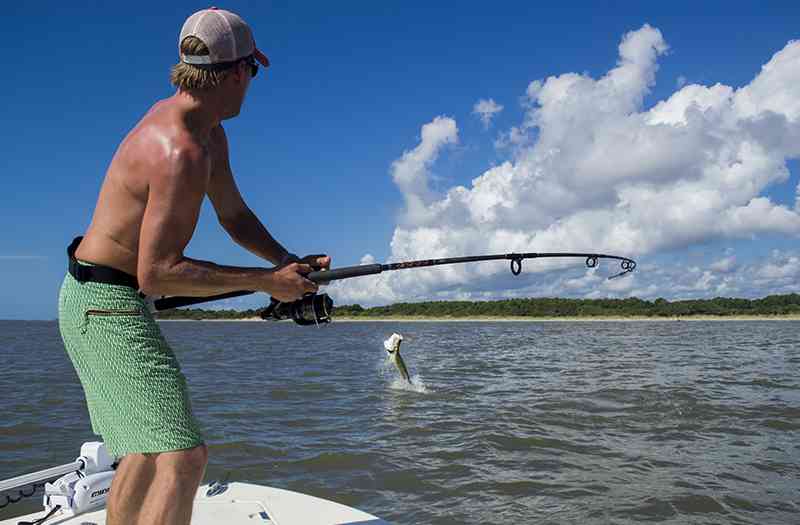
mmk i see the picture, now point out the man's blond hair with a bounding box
[170,36,232,90]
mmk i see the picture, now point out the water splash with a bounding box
[389,374,428,394]
[378,357,429,393]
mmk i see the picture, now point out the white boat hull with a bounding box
[2,481,388,525]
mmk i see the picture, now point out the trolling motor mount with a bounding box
[261,293,334,325]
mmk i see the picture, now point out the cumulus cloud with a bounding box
[755,251,800,281]
[391,116,459,225]
[472,98,504,128]
[332,25,800,306]
[709,255,737,273]
[658,250,800,299]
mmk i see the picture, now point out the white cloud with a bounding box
[733,41,800,122]
[676,75,687,88]
[709,255,737,273]
[755,252,800,281]
[333,25,800,306]
[390,116,458,225]
[494,125,531,152]
[472,98,504,128]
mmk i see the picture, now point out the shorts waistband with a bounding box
[67,236,140,289]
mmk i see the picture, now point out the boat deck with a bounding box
[2,482,388,525]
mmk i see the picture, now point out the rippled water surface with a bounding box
[1,320,799,524]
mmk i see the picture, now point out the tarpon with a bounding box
[383,333,411,383]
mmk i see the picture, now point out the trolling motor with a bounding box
[150,251,638,326]
[0,442,116,523]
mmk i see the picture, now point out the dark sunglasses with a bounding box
[243,55,260,78]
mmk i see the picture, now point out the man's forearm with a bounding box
[226,208,292,265]
[139,256,272,297]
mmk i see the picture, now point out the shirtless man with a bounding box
[58,8,328,525]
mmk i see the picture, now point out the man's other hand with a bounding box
[299,254,331,271]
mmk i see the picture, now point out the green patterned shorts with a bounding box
[58,270,203,458]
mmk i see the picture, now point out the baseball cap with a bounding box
[179,7,269,69]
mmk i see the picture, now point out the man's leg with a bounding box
[136,444,209,525]
[106,453,156,525]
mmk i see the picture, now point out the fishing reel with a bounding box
[261,293,334,326]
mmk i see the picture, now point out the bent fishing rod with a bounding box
[150,251,637,325]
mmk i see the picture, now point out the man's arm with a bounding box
[207,125,293,265]
[137,142,316,301]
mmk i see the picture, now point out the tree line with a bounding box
[155,308,263,320]
[154,293,800,319]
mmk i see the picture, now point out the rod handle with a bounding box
[151,290,255,311]
[307,264,383,284]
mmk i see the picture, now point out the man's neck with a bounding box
[173,89,224,142]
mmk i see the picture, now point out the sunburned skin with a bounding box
[76,98,197,276]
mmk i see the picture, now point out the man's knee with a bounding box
[159,443,208,481]
[181,443,208,476]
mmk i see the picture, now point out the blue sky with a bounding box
[2,1,800,319]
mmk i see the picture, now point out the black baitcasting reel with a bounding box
[261,293,334,325]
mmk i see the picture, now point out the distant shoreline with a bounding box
[8,315,800,322]
[150,293,800,322]
[155,314,800,322]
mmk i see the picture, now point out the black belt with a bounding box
[67,236,139,289]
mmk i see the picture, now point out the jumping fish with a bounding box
[383,333,411,383]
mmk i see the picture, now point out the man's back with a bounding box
[75,99,208,277]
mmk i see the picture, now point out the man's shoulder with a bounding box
[133,112,206,169]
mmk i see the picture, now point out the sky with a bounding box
[2,1,800,319]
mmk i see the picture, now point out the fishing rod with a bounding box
[150,251,637,325]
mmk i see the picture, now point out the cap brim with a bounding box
[254,47,270,68]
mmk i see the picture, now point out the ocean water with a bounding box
[1,319,798,524]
